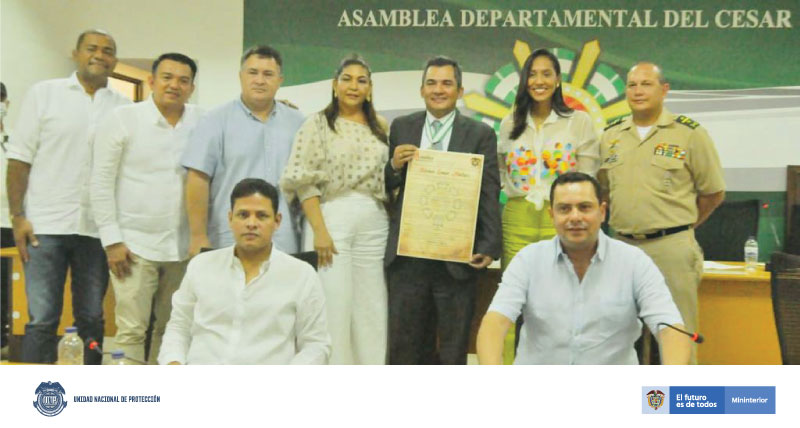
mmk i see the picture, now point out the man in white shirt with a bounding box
[5,30,131,364]
[477,172,691,364]
[1,82,11,358]
[1,82,10,235]
[159,179,330,365]
[91,53,202,363]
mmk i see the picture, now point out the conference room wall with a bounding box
[1,0,795,258]
[0,0,245,127]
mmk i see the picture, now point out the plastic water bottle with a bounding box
[107,350,128,365]
[57,326,84,365]
[744,236,759,273]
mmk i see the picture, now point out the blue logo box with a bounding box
[642,386,775,414]
[671,386,725,414]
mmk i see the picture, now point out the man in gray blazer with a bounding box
[385,56,502,364]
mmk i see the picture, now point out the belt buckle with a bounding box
[632,233,647,240]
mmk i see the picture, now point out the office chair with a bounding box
[785,205,800,255]
[695,199,759,261]
[770,251,800,365]
[291,251,318,271]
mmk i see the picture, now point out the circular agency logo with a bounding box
[463,39,630,134]
[646,389,666,410]
[33,381,68,417]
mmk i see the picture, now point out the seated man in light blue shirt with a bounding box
[477,172,690,364]
[181,45,304,257]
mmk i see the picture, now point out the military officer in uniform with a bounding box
[598,62,725,364]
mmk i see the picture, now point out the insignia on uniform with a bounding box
[603,140,620,164]
[654,143,686,160]
[675,115,700,129]
[604,117,624,131]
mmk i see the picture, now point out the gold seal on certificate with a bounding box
[397,149,484,263]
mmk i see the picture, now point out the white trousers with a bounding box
[304,192,388,364]
[110,254,187,364]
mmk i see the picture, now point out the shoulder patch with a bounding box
[675,115,700,129]
[604,117,624,131]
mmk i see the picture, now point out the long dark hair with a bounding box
[509,48,573,140]
[323,54,387,144]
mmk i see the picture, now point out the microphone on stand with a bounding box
[87,338,147,364]
[86,337,103,353]
[657,323,704,343]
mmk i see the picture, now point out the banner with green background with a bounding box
[244,0,800,259]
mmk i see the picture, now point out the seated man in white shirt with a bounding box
[159,179,330,364]
[477,172,691,365]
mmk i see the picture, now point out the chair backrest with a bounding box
[291,251,318,271]
[785,205,800,255]
[770,251,800,365]
[695,199,759,261]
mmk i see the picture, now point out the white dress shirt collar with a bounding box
[66,72,83,90]
[425,109,457,128]
[144,95,190,129]
[66,71,116,98]
[236,97,278,122]
[230,246,273,285]
[555,229,608,264]
[421,109,457,151]
[525,109,561,130]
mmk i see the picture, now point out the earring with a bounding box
[366,94,372,102]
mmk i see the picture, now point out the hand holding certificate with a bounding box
[397,149,484,263]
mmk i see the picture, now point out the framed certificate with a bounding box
[397,149,484,263]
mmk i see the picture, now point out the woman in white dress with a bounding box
[281,55,389,364]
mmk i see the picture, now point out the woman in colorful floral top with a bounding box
[280,55,389,364]
[498,48,600,270]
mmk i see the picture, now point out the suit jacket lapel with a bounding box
[447,110,468,153]
[410,113,426,147]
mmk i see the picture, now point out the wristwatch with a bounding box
[10,212,25,222]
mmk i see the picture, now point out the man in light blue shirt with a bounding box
[477,172,690,364]
[182,45,304,256]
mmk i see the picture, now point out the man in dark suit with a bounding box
[385,56,502,364]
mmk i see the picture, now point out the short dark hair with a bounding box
[0,82,6,102]
[151,53,198,80]
[422,56,462,88]
[75,29,115,52]
[241,45,283,70]
[230,178,279,213]
[549,172,603,204]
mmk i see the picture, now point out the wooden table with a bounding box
[698,261,780,364]
[1,247,116,344]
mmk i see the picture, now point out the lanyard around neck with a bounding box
[426,113,455,145]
